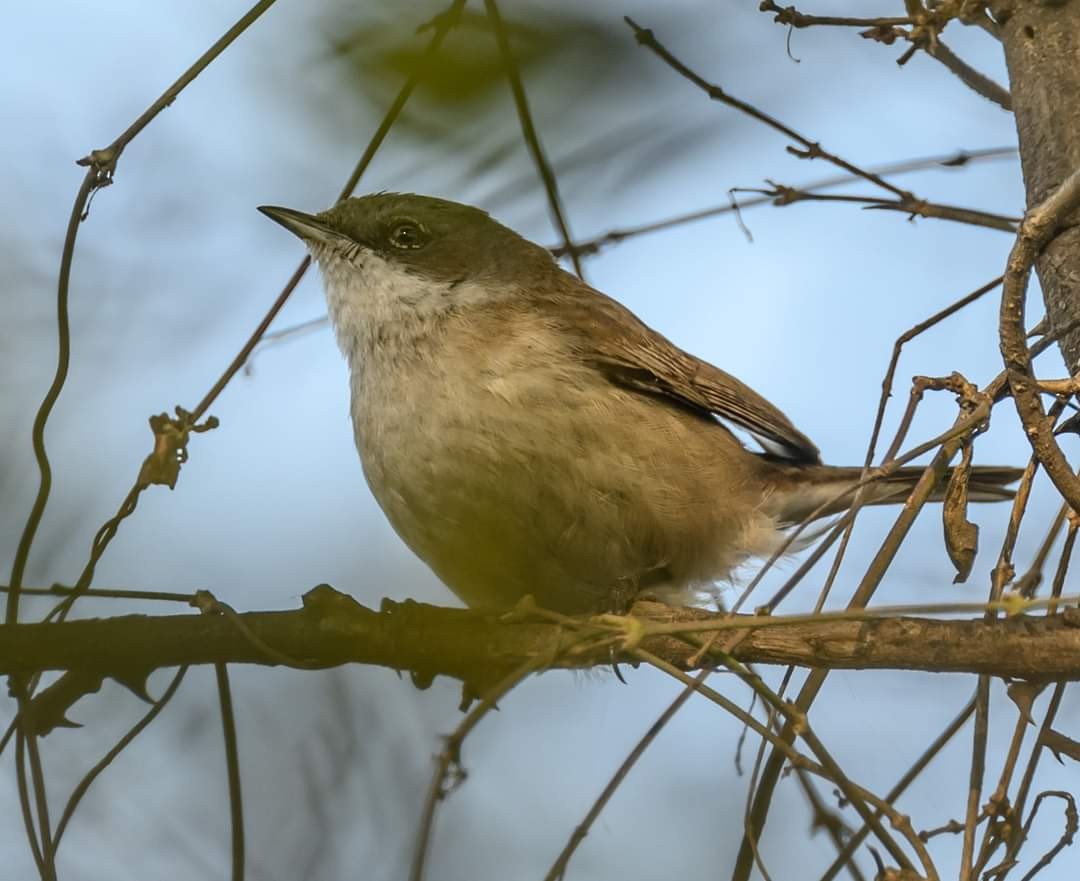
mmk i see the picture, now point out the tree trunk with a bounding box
[1000,1,1080,371]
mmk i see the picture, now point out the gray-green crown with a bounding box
[314,193,555,286]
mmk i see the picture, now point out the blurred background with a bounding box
[2,1,1076,879]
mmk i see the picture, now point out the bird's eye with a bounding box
[388,221,427,250]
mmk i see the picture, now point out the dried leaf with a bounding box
[943,446,979,583]
[137,407,218,490]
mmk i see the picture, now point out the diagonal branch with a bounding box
[920,37,1011,111]
[485,0,584,278]
[625,16,912,199]
[999,165,1080,514]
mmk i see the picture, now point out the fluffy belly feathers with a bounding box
[351,348,779,612]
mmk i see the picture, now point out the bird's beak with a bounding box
[258,205,343,247]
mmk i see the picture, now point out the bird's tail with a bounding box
[763,463,1023,526]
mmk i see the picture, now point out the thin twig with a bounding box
[733,419,977,881]
[755,516,850,614]
[759,2,916,29]
[24,0,466,642]
[0,584,196,604]
[542,670,708,881]
[972,710,1034,876]
[921,38,1012,111]
[794,769,868,881]
[637,648,939,881]
[960,675,991,881]
[555,146,1015,258]
[1013,791,1078,881]
[484,0,583,278]
[870,276,1003,470]
[409,654,550,881]
[6,171,98,629]
[818,695,977,881]
[24,721,56,881]
[216,664,245,881]
[624,17,912,199]
[713,651,921,874]
[14,729,46,879]
[52,667,188,851]
[759,1,1012,110]
[194,0,468,424]
[263,147,1017,349]
[5,0,278,626]
[752,187,1018,232]
[1001,526,1079,874]
[1014,504,1070,597]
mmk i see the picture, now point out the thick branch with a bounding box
[1001,3,1080,371]
[4,587,1080,684]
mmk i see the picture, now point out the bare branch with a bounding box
[999,165,1080,513]
[624,16,913,199]
[758,2,916,30]
[485,0,584,278]
[3,589,1080,686]
[5,0,280,629]
[543,671,709,881]
[920,38,1012,111]
[759,1,1012,110]
[754,185,1018,232]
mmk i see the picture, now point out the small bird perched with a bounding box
[260,194,1019,614]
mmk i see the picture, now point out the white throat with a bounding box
[313,247,451,366]
[313,246,511,370]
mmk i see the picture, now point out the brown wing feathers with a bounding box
[559,285,822,464]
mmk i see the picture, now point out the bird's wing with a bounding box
[557,286,822,464]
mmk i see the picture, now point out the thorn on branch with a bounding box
[22,672,103,737]
[786,142,824,161]
[111,668,155,703]
[625,18,653,46]
[1040,729,1080,763]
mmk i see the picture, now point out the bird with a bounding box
[259,193,1020,614]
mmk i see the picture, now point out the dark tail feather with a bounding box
[765,464,1024,525]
